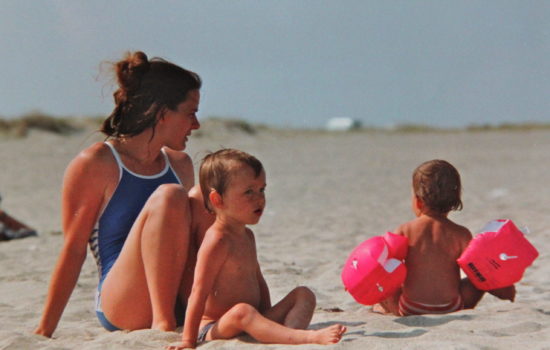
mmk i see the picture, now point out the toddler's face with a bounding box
[222,164,266,225]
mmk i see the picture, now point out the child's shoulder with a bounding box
[202,224,232,249]
[394,217,422,237]
[446,219,471,236]
[448,221,473,243]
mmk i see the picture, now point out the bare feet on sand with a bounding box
[309,324,347,344]
[0,209,37,241]
[371,294,400,315]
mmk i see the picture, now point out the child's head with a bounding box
[199,149,264,213]
[412,159,463,214]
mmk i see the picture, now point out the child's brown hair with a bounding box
[412,159,463,213]
[199,149,264,212]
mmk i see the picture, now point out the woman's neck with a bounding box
[112,131,162,164]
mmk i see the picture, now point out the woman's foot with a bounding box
[0,210,37,241]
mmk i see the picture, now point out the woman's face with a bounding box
[160,90,201,151]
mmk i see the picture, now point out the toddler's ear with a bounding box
[209,190,223,208]
[413,195,424,215]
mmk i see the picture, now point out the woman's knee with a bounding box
[149,184,190,212]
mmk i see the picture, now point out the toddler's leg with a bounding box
[209,303,346,345]
[488,285,516,302]
[460,278,485,309]
[263,286,315,329]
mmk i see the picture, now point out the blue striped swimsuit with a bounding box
[90,142,182,331]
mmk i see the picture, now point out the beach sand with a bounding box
[0,126,548,349]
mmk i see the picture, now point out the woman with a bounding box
[35,51,213,336]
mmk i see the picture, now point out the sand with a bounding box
[0,126,548,349]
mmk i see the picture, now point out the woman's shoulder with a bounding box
[66,142,118,178]
[163,147,194,186]
[163,147,192,164]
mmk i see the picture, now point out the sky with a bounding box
[0,1,548,128]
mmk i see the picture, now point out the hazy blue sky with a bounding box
[1,1,548,128]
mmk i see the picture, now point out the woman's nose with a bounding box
[191,115,200,130]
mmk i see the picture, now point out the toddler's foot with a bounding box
[489,285,516,302]
[372,303,388,314]
[308,324,346,344]
[372,297,399,315]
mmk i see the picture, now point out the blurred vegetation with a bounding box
[465,122,550,132]
[0,112,82,137]
[1,112,549,139]
[193,117,263,137]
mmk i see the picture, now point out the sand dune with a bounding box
[0,127,548,349]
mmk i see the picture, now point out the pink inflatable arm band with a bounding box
[341,232,408,305]
[457,219,539,291]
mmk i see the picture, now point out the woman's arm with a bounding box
[165,149,195,190]
[188,185,215,247]
[34,144,112,337]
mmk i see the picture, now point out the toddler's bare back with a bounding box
[396,215,472,304]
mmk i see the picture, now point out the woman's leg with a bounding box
[100,184,193,331]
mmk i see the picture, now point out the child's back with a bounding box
[375,160,474,316]
[396,214,471,305]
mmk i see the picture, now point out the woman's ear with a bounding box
[156,107,168,123]
[209,190,223,209]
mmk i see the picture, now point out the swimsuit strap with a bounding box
[103,142,172,180]
[104,142,123,181]
[160,147,183,185]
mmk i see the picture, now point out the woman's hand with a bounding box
[33,325,53,338]
[166,342,195,350]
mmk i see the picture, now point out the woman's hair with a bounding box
[199,149,264,212]
[412,159,463,213]
[101,51,201,138]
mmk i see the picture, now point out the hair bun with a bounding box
[116,51,151,93]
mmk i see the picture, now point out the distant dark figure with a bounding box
[0,194,37,241]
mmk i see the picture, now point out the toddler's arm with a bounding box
[257,269,271,313]
[180,230,229,348]
[247,231,271,313]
